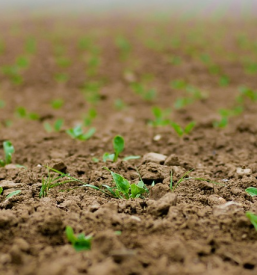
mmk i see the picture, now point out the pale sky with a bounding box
[0,0,256,16]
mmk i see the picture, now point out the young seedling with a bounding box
[245,187,257,197]
[39,167,74,198]
[218,75,230,87]
[83,108,97,126]
[0,100,5,108]
[237,86,257,103]
[54,73,69,83]
[6,190,21,199]
[50,99,64,109]
[66,125,95,141]
[103,167,148,199]
[66,226,92,252]
[0,141,15,167]
[174,97,193,109]
[15,107,39,120]
[170,79,187,90]
[246,212,257,231]
[130,83,157,101]
[103,135,140,162]
[43,119,64,133]
[170,170,221,191]
[47,167,147,199]
[149,106,171,127]
[213,117,228,128]
[114,99,126,110]
[170,121,196,137]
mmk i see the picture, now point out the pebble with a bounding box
[142,152,167,164]
[236,168,252,175]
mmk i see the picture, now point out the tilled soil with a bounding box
[0,16,257,275]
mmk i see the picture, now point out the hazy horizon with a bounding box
[1,0,257,18]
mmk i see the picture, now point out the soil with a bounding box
[0,15,257,275]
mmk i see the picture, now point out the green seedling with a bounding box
[55,57,71,68]
[92,157,99,163]
[246,212,257,231]
[16,56,30,69]
[186,86,208,100]
[25,37,37,54]
[213,116,228,128]
[43,119,64,133]
[0,141,15,167]
[114,99,126,110]
[66,226,92,252]
[103,135,140,162]
[81,81,102,104]
[174,97,193,109]
[0,186,3,195]
[15,107,39,120]
[47,167,147,200]
[237,86,257,103]
[208,64,221,75]
[66,125,95,141]
[219,75,230,86]
[149,106,171,126]
[170,170,221,191]
[167,56,182,65]
[245,187,257,197]
[83,108,97,126]
[102,167,148,199]
[6,190,21,199]
[130,83,157,101]
[170,79,187,90]
[78,36,92,50]
[54,73,69,83]
[0,100,5,108]
[170,121,196,137]
[39,167,74,198]
[50,99,64,109]
[244,62,257,74]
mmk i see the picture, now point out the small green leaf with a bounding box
[246,212,257,231]
[6,190,21,199]
[123,155,140,161]
[103,153,115,162]
[110,171,130,196]
[82,127,95,140]
[3,141,14,164]
[43,122,52,133]
[66,226,77,243]
[184,121,196,134]
[54,119,63,131]
[246,187,257,197]
[170,122,184,136]
[0,186,3,195]
[113,136,124,162]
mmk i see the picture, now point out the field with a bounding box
[0,15,257,275]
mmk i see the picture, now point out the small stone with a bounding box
[213,201,243,216]
[148,193,177,216]
[198,181,214,190]
[153,134,162,141]
[236,168,252,175]
[52,161,67,172]
[142,152,167,164]
[5,164,19,170]
[208,195,226,206]
[130,216,141,222]
[164,154,180,166]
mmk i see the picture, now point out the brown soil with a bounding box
[0,16,257,275]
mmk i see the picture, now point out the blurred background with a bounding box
[1,0,257,18]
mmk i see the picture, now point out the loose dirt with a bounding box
[0,16,257,275]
